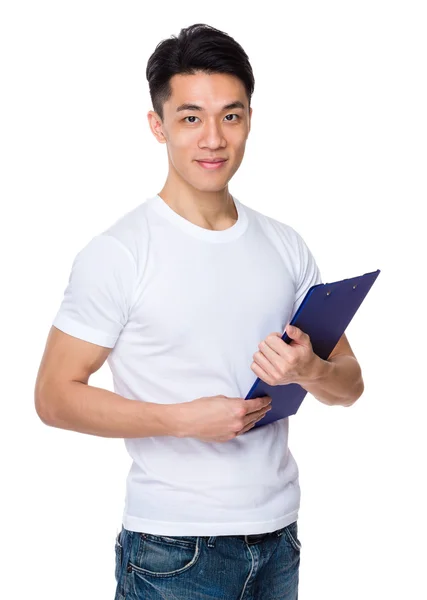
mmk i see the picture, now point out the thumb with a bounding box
[286,323,298,337]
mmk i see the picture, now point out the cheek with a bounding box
[169,125,198,145]
[176,133,196,148]
[234,137,248,157]
[166,136,195,166]
[167,134,199,168]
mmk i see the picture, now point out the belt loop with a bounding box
[206,536,217,548]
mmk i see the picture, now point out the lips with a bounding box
[196,159,226,163]
[196,159,228,170]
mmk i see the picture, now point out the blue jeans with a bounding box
[114,521,300,599]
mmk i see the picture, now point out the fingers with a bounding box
[245,396,272,414]
[237,412,266,435]
[241,404,271,430]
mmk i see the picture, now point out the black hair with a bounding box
[146,23,255,121]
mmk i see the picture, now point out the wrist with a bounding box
[160,402,189,438]
[297,355,332,386]
[144,401,185,438]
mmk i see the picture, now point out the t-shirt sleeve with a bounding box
[52,234,137,348]
[290,229,323,319]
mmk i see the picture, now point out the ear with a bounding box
[147,110,166,144]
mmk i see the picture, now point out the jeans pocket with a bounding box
[114,531,123,583]
[283,521,302,552]
[128,533,201,579]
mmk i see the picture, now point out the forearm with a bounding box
[298,354,364,407]
[36,381,181,439]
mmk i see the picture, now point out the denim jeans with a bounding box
[114,521,300,599]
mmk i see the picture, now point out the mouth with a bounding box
[196,159,228,170]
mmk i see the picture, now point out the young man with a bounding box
[35,23,364,600]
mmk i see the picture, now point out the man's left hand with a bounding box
[250,323,319,386]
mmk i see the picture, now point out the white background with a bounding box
[1,1,426,599]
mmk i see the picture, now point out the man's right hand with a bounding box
[175,394,272,442]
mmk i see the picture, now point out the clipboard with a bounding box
[245,269,381,427]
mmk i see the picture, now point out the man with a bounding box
[35,23,364,600]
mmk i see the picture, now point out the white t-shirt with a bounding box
[52,194,322,536]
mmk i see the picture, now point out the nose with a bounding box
[198,118,226,149]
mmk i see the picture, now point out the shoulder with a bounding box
[241,200,304,249]
[96,198,152,268]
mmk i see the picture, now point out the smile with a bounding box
[196,160,227,170]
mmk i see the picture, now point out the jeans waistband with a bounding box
[206,528,282,545]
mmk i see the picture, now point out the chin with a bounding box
[193,182,231,193]
[181,173,230,193]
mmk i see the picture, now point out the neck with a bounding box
[157,185,237,231]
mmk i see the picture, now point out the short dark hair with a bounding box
[146,23,255,121]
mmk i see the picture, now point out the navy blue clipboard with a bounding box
[245,269,381,427]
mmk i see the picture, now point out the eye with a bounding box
[183,114,240,124]
[183,116,199,123]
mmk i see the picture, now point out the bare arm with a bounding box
[296,333,364,407]
[298,353,364,407]
[34,326,180,439]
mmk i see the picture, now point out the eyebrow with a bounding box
[176,101,246,113]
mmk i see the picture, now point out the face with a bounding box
[147,71,252,193]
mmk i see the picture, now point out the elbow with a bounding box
[34,382,56,426]
[34,394,52,425]
[345,377,365,407]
